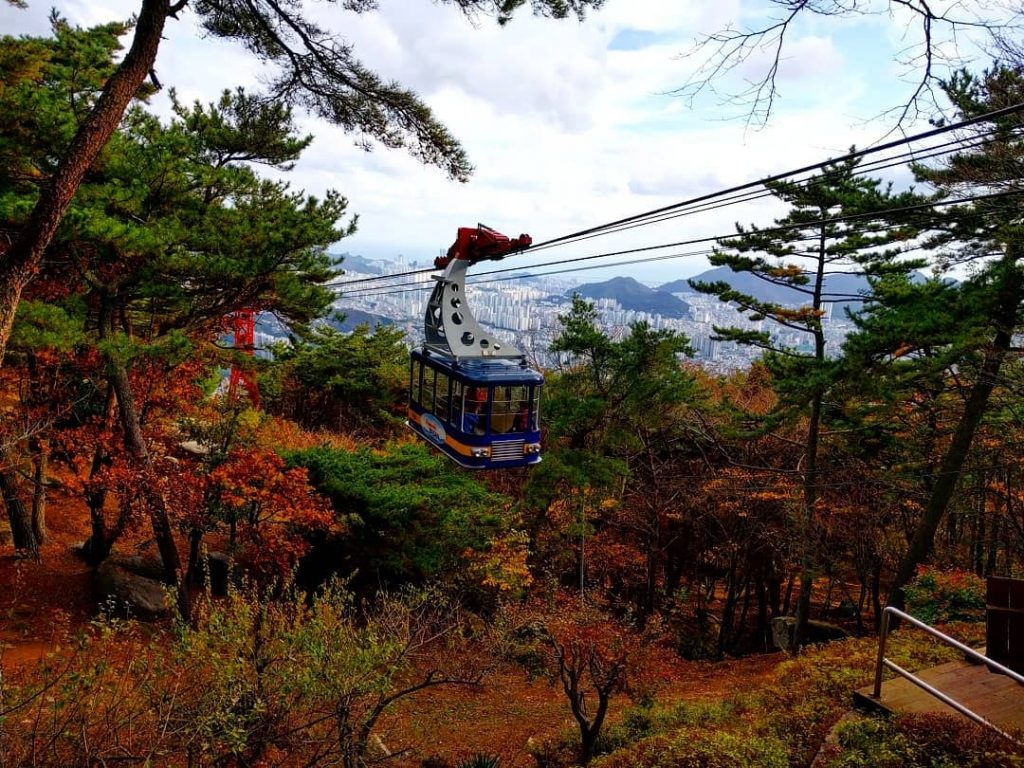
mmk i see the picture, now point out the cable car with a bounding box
[407,225,544,468]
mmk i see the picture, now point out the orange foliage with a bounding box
[463,530,534,594]
[766,263,804,280]
[774,306,825,322]
[208,448,335,581]
[249,416,358,452]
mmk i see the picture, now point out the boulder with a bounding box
[71,539,92,561]
[207,552,231,596]
[96,561,171,621]
[771,616,848,651]
[107,552,166,582]
[366,734,391,759]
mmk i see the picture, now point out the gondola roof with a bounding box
[412,348,544,383]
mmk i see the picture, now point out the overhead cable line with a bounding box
[522,102,1024,251]
[338,204,962,298]
[338,133,1019,298]
[341,188,1024,300]
[327,101,1024,291]
[344,248,718,299]
[525,127,1024,253]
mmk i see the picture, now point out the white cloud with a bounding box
[3,0,943,281]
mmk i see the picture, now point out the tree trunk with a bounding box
[0,456,38,558]
[99,300,190,619]
[871,557,882,632]
[106,358,189,617]
[767,574,782,617]
[856,579,867,635]
[792,217,829,652]
[0,0,170,368]
[716,558,740,658]
[792,344,824,650]
[187,527,204,585]
[887,253,1023,611]
[86,387,118,565]
[986,512,1000,576]
[736,577,753,645]
[577,690,611,764]
[29,437,46,545]
[756,577,770,651]
[643,530,658,621]
[973,489,985,576]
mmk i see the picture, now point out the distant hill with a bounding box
[254,309,394,341]
[571,276,690,319]
[662,267,930,313]
[332,253,384,275]
[327,309,394,332]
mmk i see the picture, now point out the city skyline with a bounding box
[329,252,866,373]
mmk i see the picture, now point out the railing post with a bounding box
[873,606,890,698]
[867,605,1023,745]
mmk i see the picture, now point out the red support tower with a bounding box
[228,309,260,407]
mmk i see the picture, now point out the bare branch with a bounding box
[673,0,1024,129]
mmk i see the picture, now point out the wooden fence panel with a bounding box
[987,576,1024,673]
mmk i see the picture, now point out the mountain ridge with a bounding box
[571,276,691,318]
[661,266,933,312]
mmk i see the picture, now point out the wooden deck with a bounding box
[853,655,1024,734]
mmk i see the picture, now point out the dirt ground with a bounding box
[377,651,781,766]
[0,483,784,767]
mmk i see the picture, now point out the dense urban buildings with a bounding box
[333,254,863,372]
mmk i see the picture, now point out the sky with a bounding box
[2,0,1010,285]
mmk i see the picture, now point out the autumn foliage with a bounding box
[207,448,335,582]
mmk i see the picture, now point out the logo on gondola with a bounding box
[419,413,446,445]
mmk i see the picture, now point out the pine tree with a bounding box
[1,26,353,615]
[0,1,604,368]
[536,295,695,605]
[845,65,1024,609]
[691,157,923,649]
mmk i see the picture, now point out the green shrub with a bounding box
[904,567,986,624]
[289,444,510,586]
[528,730,580,768]
[675,618,718,660]
[592,729,788,768]
[560,623,989,768]
[529,698,741,767]
[744,625,986,764]
[600,699,736,754]
[819,713,1024,768]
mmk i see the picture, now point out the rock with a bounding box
[178,440,211,457]
[207,552,230,596]
[95,561,172,621]
[107,552,166,582]
[770,617,792,650]
[71,539,89,560]
[366,734,390,759]
[771,616,848,651]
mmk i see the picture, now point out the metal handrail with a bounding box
[872,605,1024,743]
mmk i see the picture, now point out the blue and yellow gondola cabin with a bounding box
[406,224,544,469]
[408,350,543,468]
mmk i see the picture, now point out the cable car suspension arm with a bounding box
[424,224,532,360]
